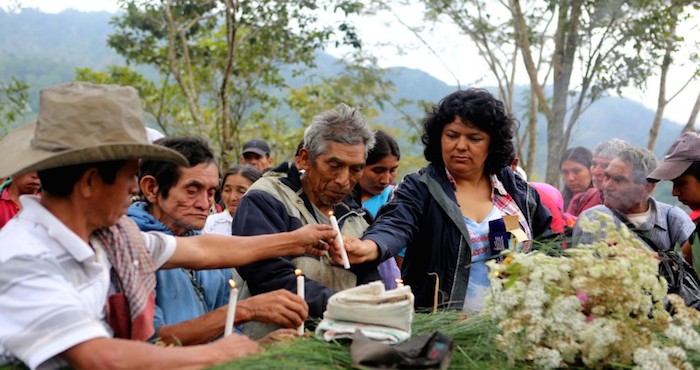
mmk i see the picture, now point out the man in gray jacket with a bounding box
[573,146,694,251]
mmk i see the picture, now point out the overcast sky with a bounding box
[14,0,700,125]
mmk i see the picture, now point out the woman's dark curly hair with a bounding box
[421,88,517,174]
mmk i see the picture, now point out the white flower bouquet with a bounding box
[485,213,700,369]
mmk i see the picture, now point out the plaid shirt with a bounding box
[445,169,532,252]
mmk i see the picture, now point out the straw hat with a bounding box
[0,82,188,178]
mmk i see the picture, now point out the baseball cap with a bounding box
[647,132,700,182]
[242,139,270,157]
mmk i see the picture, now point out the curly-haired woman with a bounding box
[340,88,553,312]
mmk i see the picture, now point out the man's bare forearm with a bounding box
[63,336,255,370]
[156,307,228,346]
[163,225,334,270]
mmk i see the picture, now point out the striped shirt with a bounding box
[0,196,175,370]
[572,198,694,251]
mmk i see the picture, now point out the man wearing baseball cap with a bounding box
[0,82,336,369]
[647,131,700,272]
[240,139,274,172]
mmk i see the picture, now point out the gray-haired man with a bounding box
[567,138,633,216]
[232,104,380,331]
[572,146,694,251]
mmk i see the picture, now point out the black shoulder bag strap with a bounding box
[610,209,661,252]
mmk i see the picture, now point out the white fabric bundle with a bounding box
[315,281,415,344]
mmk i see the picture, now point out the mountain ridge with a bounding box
[0,8,687,179]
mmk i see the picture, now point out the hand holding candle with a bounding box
[328,211,351,269]
[295,269,305,335]
[224,279,238,336]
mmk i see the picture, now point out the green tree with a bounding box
[510,0,699,183]
[99,0,366,169]
[0,76,29,135]
[396,0,695,183]
[421,0,541,175]
[75,65,187,135]
[634,2,700,150]
[684,90,700,133]
[284,52,425,170]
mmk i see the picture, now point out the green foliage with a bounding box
[74,66,188,135]
[215,295,700,369]
[103,0,375,169]
[216,312,514,370]
[288,54,394,123]
[589,0,695,96]
[0,77,29,135]
[418,0,697,183]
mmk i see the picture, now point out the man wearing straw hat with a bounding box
[0,82,336,370]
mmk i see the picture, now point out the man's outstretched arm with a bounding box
[162,224,335,270]
[63,334,259,370]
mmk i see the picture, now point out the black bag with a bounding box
[657,250,700,310]
[612,210,700,311]
[351,330,453,369]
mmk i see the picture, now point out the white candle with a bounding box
[295,269,305,335]
[224,279,238,336]
[329,211,351,269]
[395,278,404,288]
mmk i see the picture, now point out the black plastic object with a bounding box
[351,330,453,369]
[658,250,700,310]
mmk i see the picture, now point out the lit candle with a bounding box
[224,279,238,336]
[328,211,351,269]
[395,278,404,288]
[295,269,305,335]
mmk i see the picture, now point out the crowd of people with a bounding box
[0,81,699,369]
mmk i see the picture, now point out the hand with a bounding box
[328,236,380,265]
[258,328,301,346]
[236,289,308,328]
[649,251,661,265]
[209,333,261,361]
[681,240,692,264]
[291,224,336,256]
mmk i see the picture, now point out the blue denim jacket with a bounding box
[128,202,232,336]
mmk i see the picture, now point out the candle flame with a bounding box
[228,279,237,289]
[395,278,403,285]
[294,269,302,276]
[328,211,334,217]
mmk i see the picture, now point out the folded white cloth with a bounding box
[315,281,415,344]
[315,319,411,344]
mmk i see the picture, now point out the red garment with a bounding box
[530,183,566,234]
[0,188,20,229]
[690,209,700,222]
[540,193,565,234]
[566,187,602,217]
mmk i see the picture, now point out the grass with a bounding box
[217,311,700,369]
[216,311,531,369]
[2,311,697,369]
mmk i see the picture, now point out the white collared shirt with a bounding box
[0,196,176,370]
[203,210,234,235]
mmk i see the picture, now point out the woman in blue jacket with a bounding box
[353,130,402,289]
[342,88,553,312]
